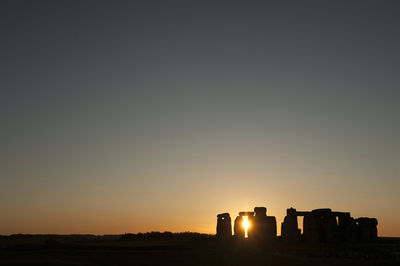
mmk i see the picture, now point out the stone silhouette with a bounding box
[303,209,339,243]
[233,211,256,238]
[356,217,378,242]
[219,207,277,241]
[233,215,244,238]
[281,207,378,243]
[337,212,357,242]
[249,207,277,242]
[233,211,254,239]
[218,206,378,243]
[281,208,301,241]
[216,213,232,239]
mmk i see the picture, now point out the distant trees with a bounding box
[119,231,213,241]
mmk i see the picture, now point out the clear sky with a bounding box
[1,1,399,236]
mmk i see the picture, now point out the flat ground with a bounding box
[0,236,399,265]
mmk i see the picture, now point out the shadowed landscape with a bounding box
[1,233,399,265]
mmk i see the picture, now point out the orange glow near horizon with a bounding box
[242,216,250,238]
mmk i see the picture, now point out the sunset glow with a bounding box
[242,216,250,238]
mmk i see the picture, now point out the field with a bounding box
[0,234,399,265]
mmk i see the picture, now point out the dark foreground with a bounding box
[1,235,399,265]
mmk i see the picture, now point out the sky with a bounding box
[0,0,399,236]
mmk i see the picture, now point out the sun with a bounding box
[242,216,250,238]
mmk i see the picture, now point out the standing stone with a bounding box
[234,215,245,238]
[356,217,378,242]
[304,209,339,243]
[303,213,320,243]
[370,218,378,241]
[216,213,232,239]
[249,207,276,242]
[337,213,357,242]
[281,208,300,241]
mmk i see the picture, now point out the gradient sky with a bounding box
[1,1,399,236]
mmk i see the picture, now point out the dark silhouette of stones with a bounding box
[370,218,378,240]
[248,207,276,242]
[356,217,378,242]
[233,211,254,238]
[216,213,232,239]
[303,212,320,243]
[303,209,339,243]
[234,215,245,239]
[281,208,300,241]
[218,206,378,244]
[337,212,357,242]
[238,211,254,216]
[281,207,377,243]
